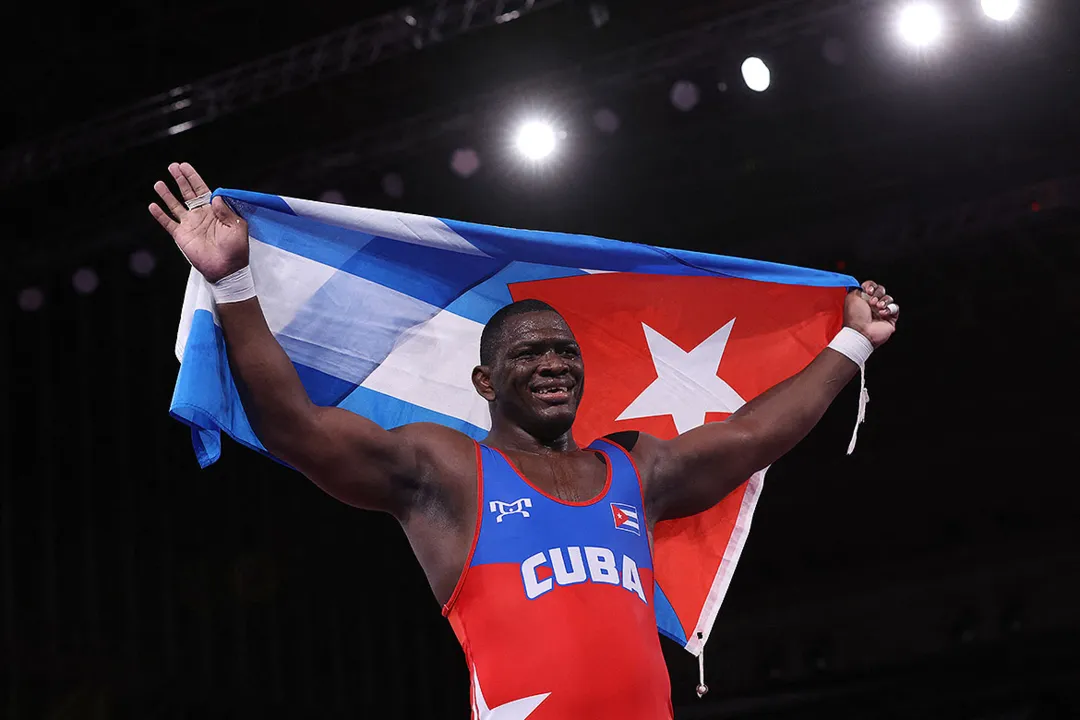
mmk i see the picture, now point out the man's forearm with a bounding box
[727,347,858,472]
[217,298,315,455]
[654,346,861,520]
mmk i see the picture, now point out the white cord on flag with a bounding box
[827,327,874,455]
[696,648,708,698]
[847,364,869,455]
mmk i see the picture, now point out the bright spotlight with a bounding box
[515,121,557,160]
[981,0,1018,22]
[741,57,771,92]
[898,3,944,47]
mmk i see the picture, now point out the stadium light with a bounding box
[593,108,620,133]
[981,0,1018,22]
[898,3,944,48]
[515,121,557,160]
[17,287,44,312]
[73,268,99,295]
[741,57,771,92]
[129,249,156,277]
[450,147,481,178]
[670,80,701,111]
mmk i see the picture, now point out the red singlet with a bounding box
[443,439,673,719]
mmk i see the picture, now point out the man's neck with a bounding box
[484,422,579,455]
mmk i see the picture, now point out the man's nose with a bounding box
[537,350,569,374]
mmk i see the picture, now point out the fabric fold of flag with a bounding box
[170,188,858,656]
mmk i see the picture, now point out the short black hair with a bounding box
[480,299,562,366]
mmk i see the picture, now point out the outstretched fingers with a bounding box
[154,180,186,218]
[180,162,212,197]
[148,202,179,234]
[169,162,197,201]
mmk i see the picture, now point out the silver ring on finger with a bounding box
[887,303,899,314]
[185,191,213,210]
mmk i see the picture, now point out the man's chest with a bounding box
[505,451,609,503]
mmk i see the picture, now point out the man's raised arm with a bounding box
[150,162,422,515]
[640,282,899,522]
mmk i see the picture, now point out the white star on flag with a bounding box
[472,668,550,720]
[616,319,746,434]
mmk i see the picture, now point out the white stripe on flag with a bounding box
[175,266,213,362]
[175,236,338,360]
[249,236,339,334]
[281,197,490,257]
[271,268,438,387]
[361,309,492,430]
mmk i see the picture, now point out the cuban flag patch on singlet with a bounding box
[611,503,641,535]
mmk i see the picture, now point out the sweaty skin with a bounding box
[149,162,900,608]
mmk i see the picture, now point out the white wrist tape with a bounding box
[828,326,874,367]
[210,266,257,304]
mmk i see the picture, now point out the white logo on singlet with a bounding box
[489,497,533,523]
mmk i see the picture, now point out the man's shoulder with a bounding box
[603,429,664,457]
[602,430,667,486]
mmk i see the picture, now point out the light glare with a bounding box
[515,121,557,160]
[18,287,44,312]
[741,57,771,92]
[73,268,99,295]
[981,0,1018,22]
[898,3,944,47]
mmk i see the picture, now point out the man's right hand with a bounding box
[149,162,250,283]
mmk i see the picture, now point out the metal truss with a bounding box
[258,0,887,187]
[0,0,563,189]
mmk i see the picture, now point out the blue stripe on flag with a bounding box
[241,204,375,272]
[341,237,504,309]
[216,189,297,216]
[339,386,487,439]
[219,189,506,310]
[653,582,688,647]
[170,309,265,467]
[293,362,359,408]
[441,218,858,288]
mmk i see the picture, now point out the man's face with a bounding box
[481,311,585,439]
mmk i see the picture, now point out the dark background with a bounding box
[3,0,1079,718]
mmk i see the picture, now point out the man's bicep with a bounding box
[287,406,424,514]
[644,421,757,521]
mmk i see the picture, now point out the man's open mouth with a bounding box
[531,385,572,404]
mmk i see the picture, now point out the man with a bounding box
[150,162,899,719]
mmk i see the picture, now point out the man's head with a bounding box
[472,300,584,441]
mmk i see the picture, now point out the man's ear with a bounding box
[472,365,496,402]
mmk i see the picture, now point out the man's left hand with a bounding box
[844,280,899,348]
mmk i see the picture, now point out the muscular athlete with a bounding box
[150,162,899,719]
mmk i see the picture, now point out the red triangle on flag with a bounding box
[510,271,846,643]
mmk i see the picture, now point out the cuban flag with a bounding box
[611,502,641,536]
[171,188,858,657]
